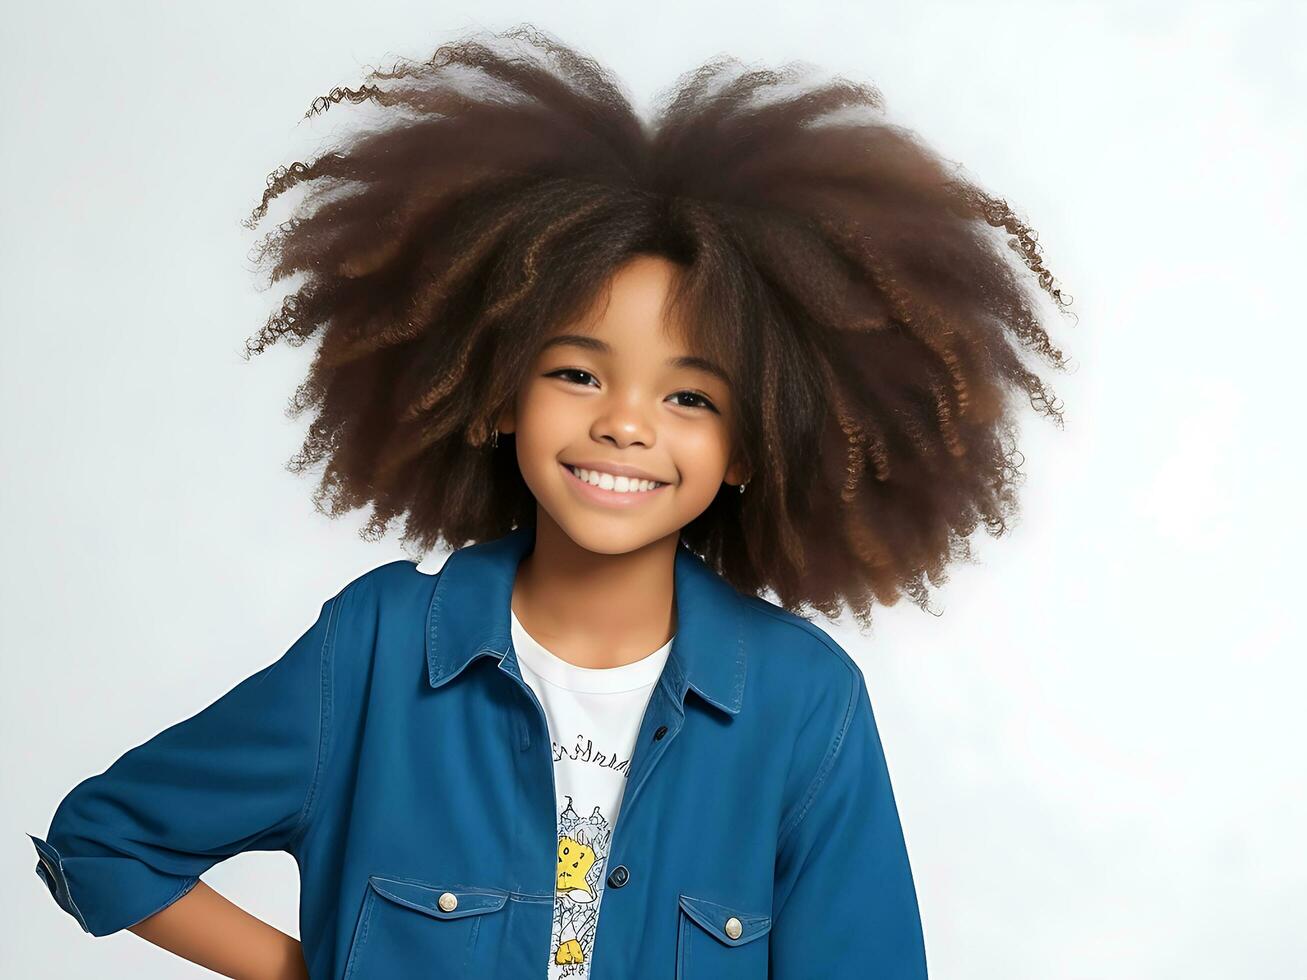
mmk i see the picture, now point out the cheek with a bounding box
[510,388,569,478]
[669,422,732,477]
[517,386,579,440]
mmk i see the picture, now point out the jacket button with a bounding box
[724,916,743,940]
[606,865,629,887]
[438,892,458,912]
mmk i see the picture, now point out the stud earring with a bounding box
[737,481,747,494]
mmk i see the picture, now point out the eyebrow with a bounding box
[538,334,730,385]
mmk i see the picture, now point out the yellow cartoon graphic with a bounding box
[556,833,597,902]
[554,830,596,967]
[550,796,613,975]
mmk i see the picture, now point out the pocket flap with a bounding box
[368,875,509,921]
[678,893,772,947]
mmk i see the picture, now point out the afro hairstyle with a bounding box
[241,23,1074,630]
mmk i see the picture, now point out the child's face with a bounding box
[499,253,747,557]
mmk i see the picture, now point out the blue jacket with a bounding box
[28,526,928,978]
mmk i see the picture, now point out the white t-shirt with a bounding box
[510,608,673,980]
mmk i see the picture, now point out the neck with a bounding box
[510,515,678,669]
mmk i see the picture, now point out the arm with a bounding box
[26,587,346,972]
[127,879,308,980]
[770,668,928,978]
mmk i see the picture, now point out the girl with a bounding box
[27,23,1071,980]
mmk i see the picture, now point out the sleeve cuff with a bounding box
[28,833,201,938]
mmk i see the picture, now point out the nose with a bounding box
[591,391,656,447]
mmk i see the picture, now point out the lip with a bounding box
[560,461,671,508]
[562,459,670,484]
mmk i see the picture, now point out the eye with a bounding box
[670,390,719,413]
[546,368,599,387]
[546,370,719,414]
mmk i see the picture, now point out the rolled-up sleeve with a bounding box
[770,667,928,977]
[27,590,343,937]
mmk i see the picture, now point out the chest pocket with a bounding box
[342,875,510,979]
[676,893,773,979]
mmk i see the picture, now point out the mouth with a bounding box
[560,461,671,507]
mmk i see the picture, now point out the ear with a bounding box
[723,452,750,488]
[495,404,516,435]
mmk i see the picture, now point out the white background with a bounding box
[3,2,1303,977]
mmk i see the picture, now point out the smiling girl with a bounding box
[504,255,749,678]
[27,23,1071,980]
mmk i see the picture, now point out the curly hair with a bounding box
[241,22,1074,630]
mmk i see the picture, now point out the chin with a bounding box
[554,517,668,557]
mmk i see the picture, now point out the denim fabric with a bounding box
[28,525,928,978]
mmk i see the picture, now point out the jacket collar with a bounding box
[426,525,747,716]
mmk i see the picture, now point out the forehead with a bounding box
[537,255,730,385]
[565,254,687,343]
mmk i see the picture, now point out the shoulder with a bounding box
[737,591,865,705]
[321,558,442,661]
[333,558,440,611]
[734,592,870,827]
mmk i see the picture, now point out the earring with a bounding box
[490,429,499,450]
[737,481,746,494]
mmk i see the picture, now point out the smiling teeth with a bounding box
[567,465,665,493]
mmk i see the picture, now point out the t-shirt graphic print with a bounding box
[510,608,673,980]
